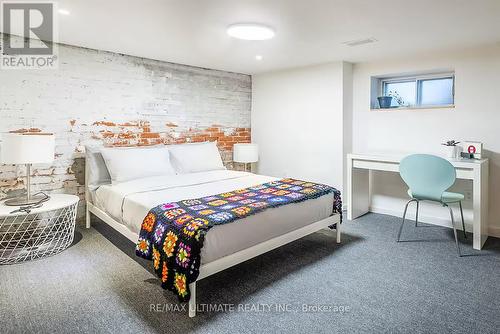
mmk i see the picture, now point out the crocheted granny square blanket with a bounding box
[136,178,342,302]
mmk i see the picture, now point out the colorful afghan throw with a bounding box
[136,178,342,302]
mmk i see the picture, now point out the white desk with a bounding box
[347,153,489,250]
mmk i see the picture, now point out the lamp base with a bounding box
[4,194,50,207]
[240,162,251,173]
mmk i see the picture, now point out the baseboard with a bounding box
[488,226,500,238]
[334,204,500,238]
[369,206,472,232]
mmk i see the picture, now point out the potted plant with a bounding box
[377,91,407,109]
[388,91,407,107]
[377,95,393,109]
[442,140,460,158]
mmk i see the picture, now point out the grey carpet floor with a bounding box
[1,213,500,334]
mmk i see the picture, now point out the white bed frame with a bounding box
[85,158,341,317]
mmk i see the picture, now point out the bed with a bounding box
[84,146,341,317]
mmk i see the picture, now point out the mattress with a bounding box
[94,170,334,264]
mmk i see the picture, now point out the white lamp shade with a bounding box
[233,143,258,163]
[1,133,55,164]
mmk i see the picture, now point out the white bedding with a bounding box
[94,170,334,264]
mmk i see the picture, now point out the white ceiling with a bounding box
[10,0,500,74]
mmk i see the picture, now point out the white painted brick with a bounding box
[0,37,251,220]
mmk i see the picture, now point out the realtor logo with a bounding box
[1,1,58,69]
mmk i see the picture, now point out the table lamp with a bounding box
[0,133,55,206]
[233,143,258,172]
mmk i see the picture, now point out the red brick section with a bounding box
[89,120,251,167]
[9,128,42,133]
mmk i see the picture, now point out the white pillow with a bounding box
[85,146,111,191]
[100,146,175,183]
[168,141,225,173]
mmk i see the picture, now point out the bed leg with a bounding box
[86,206,91,229]
[188,282,196,318]
[336,224,341,243]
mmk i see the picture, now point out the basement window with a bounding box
[371,72,455,110]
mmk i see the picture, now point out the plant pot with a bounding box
[444,145,458,158]
[377,96,393,109]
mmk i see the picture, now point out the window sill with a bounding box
[371,104,455,111]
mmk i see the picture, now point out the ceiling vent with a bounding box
[342,38,377,47]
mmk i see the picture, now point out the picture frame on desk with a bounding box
[460,141,483,159]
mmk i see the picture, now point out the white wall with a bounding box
[252,62,351,191]
[352,45,500,236]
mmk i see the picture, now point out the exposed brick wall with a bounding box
[88,120,250,163]
[0,40,251,219]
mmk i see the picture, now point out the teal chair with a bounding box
[397,154,466,256]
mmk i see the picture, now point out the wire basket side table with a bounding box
[0,194,79,265]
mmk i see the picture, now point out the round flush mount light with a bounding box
[226,24,275,40]
[255,55,263,61]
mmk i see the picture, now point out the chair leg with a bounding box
[415,200,419,227]
[397,199,416,242]
[447,205,462,257]
[459,201,466,239]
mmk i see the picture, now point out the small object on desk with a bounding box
[460,152,474,159]
[441,140,460,158]
[461,141,483,159]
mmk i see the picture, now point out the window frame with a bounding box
[380,72,455,109]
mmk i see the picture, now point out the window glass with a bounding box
[419,77,454,105]
[383,81,416,107]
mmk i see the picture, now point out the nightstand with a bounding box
[0,194,79,264]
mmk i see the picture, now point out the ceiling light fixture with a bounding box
[227,24,275,41]
[255,55,263,61]
[342,37,377,47]
[58,9,70,15]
